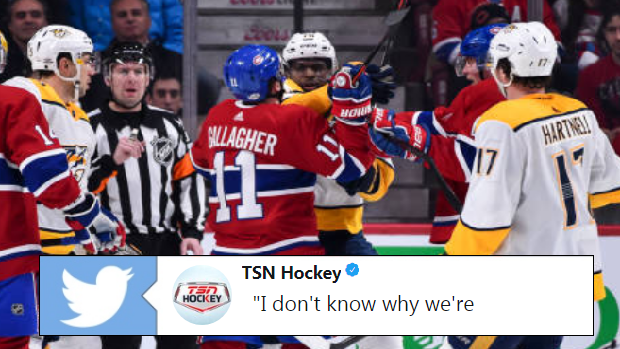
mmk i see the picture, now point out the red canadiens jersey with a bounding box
[409,78,505,243]
[0,86,81,281]
[431,0,561,63]
[191,100,372,255]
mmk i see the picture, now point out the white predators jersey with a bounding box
[4,77,95,254]
[446,94,620,301]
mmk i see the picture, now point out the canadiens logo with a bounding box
[151,136,175,166]
[173,282,231,313]
[253,55,264,65]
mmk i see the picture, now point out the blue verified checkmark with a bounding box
[345,263,359,277]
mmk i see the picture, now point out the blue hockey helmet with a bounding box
[224,44,281,102]
[455,23,508,76]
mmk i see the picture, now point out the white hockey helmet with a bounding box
[282,32,338,73]
[0,31,7,74]
[489,22,557,78]
[27,25,93,82]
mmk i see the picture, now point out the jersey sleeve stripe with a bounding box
[0,244,42,261]
[19,149,71,196]
[0,157,25,187]
[454,139,476,182]
[19,148,67,172]
[594,272,606,301]
[445,220,511,255]
[590,186,620,209]
[32,170,72,198]
[330,146,366,183]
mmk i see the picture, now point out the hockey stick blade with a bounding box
[388,135,463,213]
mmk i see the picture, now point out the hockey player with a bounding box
[445,21,620,296]
[0,29,119,349]
[423,23,507,243]
[3,25,126,255]
[377,22,620,298]
[190,44,403,256]
[280,32,395,256]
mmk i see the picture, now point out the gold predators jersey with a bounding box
[282,78,395,234]
[446,94,620,301]
[4,77,95,255]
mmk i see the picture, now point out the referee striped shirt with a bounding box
[88,103,207,239]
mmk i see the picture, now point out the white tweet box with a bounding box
[144,256,594,335]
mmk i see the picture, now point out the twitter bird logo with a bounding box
[61,266,133,328]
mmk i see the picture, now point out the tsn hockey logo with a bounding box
[173,282,231,313]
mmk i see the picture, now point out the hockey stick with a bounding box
[294,336,367,349]
[347,1,463,212]
[387,135,463,213]
[352,0,411,83]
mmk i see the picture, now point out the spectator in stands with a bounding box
[0,0,48,82]
[456,4,510,85]
[80,0,182,112]
[68,0,183,53]
[147,73,182,115]
[469,2,510,30]
[576,5,620,156]
[431,0,561,66]
[554,0,603,70]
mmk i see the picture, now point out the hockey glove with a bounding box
[369,108,430,162]
[64,192,101,231]
[88,207,127,253]
[367,64,396,105]
[329,63,373,126]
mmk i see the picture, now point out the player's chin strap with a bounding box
[54,55,83,102]
[492,70,513,99]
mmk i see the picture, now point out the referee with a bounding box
[87,41,207,257]
[88,41,204,349]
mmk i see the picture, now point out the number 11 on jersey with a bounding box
[213,150,264,223]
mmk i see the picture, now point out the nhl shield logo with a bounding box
[173,282,231,313]
[11,303,24,316]
[150,136,175,166]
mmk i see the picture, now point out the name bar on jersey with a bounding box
[541,113,592,146]
[209,126,277,156]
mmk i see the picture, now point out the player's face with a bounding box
[109,63,149,108]
[78,53,95,98]
[462,57,482,85]
[288,58,330,92]
[8,0,47,44]
[604,16,620,59]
